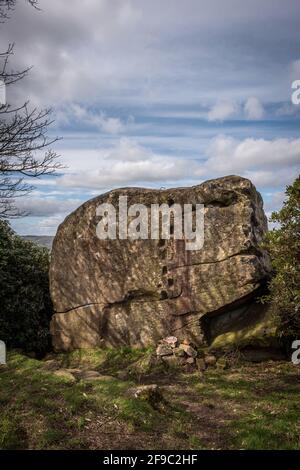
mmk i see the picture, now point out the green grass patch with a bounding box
[1,350,300,449]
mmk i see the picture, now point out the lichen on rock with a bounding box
[49,175,273,352]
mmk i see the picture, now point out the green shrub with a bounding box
[262,176,300,343]
[0,220,53,355]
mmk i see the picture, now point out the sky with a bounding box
[1,0,300,235]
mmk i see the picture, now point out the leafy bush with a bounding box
[263,176,300,343]
[0,220,53,355]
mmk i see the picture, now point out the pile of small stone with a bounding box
[156,336,217,371]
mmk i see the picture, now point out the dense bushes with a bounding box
[0,220,53,355]
[263,176,300,343]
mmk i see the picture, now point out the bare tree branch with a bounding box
[0,0,63,219]
[0,0,39,22]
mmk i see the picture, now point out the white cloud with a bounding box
[3,0,300,237]
[117,2,142,26]
[244,97,265,120]
[291,58,300,80]
[59,138,204,189]
[108,138,151,161]
[16,197,82,217]
[52,135,300,192]
[51,133,300,196]
[208,97,265,121]
[39,215,66,230]
[3,0,298,108]
[241,169,299,188]
[205,135,300,172]
[207,100,238,121]
[56,104,125,134]
[204,135,300,187]
[11,133,300,236]
[275,102,300,117]
[265,191,286,212]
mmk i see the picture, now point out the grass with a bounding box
[0,349,300,449]
[56,346,150,372]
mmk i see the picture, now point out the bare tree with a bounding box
[0,0,38,22]
[0,0,62,218]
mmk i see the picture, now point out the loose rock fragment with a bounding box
[179,344,198,358]
[162,355,181,367]
[186,357,195,364]
[162,336,178,348]
[156,344,173,357]
[204,355,217,366]
[173,347,186,358]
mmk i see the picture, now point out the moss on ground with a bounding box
[0,350,300,449]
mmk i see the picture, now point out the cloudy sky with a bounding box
[1,0,300,235]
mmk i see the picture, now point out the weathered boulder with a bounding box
[50,175,271,351]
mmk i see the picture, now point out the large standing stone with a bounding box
[50,175,271,351]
